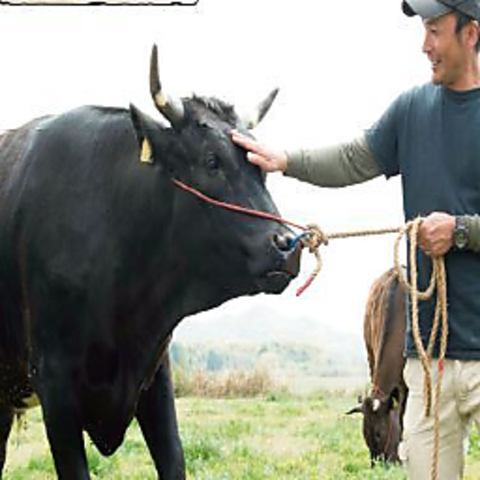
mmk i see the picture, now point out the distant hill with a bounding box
[173,298,366,367]
[174,298,362,344]
[170,288,372,395]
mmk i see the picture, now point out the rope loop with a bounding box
[391,217,447,480]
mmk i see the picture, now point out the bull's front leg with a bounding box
[35,372,90,480]
[136,353,185,480]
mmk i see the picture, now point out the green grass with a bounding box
[3,393,480,479]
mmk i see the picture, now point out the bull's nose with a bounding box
[273,232,295,252]
[272,232,301,277]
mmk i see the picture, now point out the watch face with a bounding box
[455,222,469,250]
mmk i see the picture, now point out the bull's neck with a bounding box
[113,177,233,339]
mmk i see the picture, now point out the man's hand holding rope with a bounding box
[418,212,455,257]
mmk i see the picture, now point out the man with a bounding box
[232,1,480,478]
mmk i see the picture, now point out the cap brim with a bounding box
[402,0,452,19]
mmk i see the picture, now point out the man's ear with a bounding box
[129,103,172,166]
[465,20,480,50]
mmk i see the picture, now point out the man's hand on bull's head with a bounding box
[418,212,455,257]
[231,130,288,173]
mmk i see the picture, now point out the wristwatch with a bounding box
[454,216,469,251]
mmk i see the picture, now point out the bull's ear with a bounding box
[129,103,168,165]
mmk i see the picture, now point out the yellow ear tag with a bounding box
[140,138,153,164]
[392,397,399,410]
[155,91,168,107]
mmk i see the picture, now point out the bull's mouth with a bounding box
[258,271,295,294]
[254,242,302,294]
[261,251,301,293]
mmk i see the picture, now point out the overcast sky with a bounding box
[0,1,431,345]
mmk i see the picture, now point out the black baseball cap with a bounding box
[402,0,480,21]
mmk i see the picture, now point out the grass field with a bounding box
[3,392,480,479]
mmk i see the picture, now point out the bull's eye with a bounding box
[206,153,220,172]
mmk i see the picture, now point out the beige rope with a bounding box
[302,219,448,480]
[299,224,401,284]
[392,218,447,480]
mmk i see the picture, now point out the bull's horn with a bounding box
[149,44,184,127]
[244,88,279,129]
[345,405,363,415]
[372,398,381,412]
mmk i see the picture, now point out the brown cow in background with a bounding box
[347,268,408,465]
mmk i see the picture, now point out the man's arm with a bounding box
[230,130,480,255]
[285,136,382,187]
[231,131,382,186]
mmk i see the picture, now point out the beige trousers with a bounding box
[399,358,480,479]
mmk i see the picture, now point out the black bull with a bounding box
[0,46,300,479]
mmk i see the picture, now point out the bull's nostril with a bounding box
[273,233,294,252]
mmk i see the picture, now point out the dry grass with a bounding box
[173,367,282,398]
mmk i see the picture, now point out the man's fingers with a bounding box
[247,152,269,167]
[232,132,264,155]
[231,131,252,147]
[231,130,286,172]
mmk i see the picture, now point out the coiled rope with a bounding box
[173,179,447,480]
[291,219,447,480]
[394,218,447,480]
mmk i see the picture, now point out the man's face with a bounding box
[422,13,472,87]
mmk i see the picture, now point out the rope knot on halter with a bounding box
[301,224,329,251]
[292,224,328,297]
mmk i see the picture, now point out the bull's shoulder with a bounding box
[44,105,130,129]
[0,107,122,168]
[31,105,135,156]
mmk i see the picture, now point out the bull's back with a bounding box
[0,117,49,198]
[363,269,405,376]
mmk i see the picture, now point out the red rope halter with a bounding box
[172,178,315,296]
[172,179,306,231]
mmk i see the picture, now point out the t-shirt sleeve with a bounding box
[365,94,405,179]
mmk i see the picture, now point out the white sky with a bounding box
[0,1,431,346]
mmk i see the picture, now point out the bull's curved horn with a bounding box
[244,88,279,129]
[150,44,185,127]
[345,405,364,415]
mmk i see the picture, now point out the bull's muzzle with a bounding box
[259,232,302,294]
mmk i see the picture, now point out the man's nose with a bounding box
[422,33,432,55]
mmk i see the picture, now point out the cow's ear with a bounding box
[129,103,169,166]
